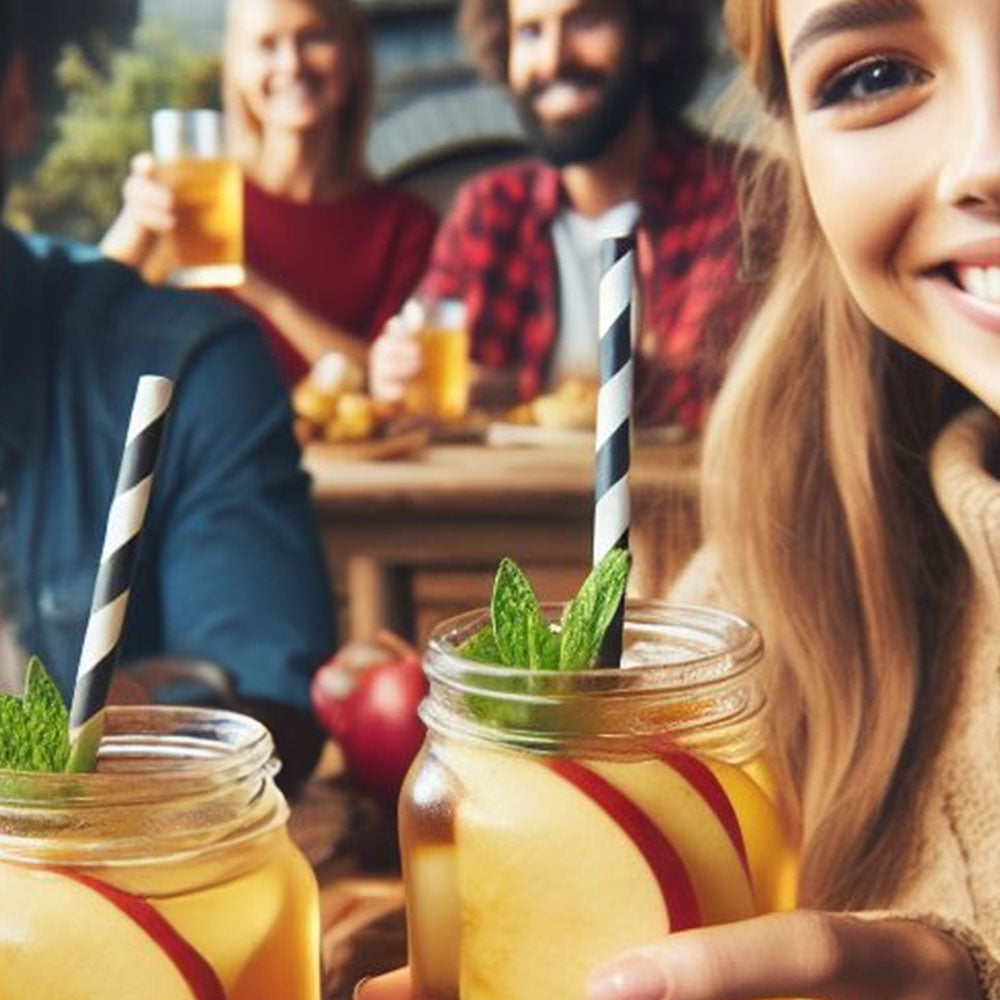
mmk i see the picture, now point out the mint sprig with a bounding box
[491,558,560,669]
[0,656,70,773]
[458,549,631,672]
[558,548,631,669]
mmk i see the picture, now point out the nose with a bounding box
[531,21,569,81]
[937,77,1000,210]
[271,37,303,76]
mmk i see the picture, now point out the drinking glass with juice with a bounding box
[0,705,320,1000]
[404,298,471,423]
[400,601,798,1000]
[151,108,245,289]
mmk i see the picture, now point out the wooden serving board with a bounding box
[308,425,432,462]
[485,421,695,449]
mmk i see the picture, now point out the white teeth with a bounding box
[959,266,988,298]
[955,265,1000,303]
[535,82,591,116]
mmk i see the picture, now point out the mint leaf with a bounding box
[490,557,553,668]
[526,616,560,670]
[0,657,71,773]
[458,625,501,664]
[0,693,32,770]
[66,712,105,774]
[461,552,630,728]
[23,656,70,772]
[559,549,632,669]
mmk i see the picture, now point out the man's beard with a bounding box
[512,61,644,168]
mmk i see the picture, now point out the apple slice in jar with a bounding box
[406,843,461,998]
[448,744,699,1000]
[0,862,226,1000]
[588,752,756,923]
[706,757,799,911]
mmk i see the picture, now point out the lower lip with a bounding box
[931,271,1000,336]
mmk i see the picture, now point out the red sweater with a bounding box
[243,179,438,384]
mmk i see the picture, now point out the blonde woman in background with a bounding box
[103,0,437,384]
[360,0,1000,998]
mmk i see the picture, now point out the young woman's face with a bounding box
[778,0,1000,413]
[227,0,352,133]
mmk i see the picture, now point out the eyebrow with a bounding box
[787,0,922,65]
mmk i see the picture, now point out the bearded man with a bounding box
[370,0,749,431]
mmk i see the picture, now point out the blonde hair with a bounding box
[710,0,965,908]
[223,0,373,182]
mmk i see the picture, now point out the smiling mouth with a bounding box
[949,264,1000,305]
[533,81,598,117]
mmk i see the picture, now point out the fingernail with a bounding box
[352,976,371,1000]
[587,956,666,1000]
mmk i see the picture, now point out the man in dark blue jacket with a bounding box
[0,2,336,793]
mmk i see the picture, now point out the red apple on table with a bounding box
[310,630,428,802]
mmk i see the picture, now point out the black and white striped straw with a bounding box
[594,235,634,667]
[70,375,174,734]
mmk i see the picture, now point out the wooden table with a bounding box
[289,744,408,1000]
[305,435,701,643]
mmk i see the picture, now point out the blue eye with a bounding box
[816,57,926,108]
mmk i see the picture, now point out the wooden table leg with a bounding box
[345,556,415,641]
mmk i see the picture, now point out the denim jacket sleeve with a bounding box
[144,318,336,709]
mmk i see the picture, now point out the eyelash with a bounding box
[814,56,928,109]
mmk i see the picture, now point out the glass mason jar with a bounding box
[400,601,798,1000]
[0,706,320,1000]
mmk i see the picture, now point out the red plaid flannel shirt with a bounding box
[420,126,749,430]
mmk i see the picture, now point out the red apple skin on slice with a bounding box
[0,861,226,1000]
[445,743,701,1000]
[588,754,756,924]
[547,759,701,931]
[660,750,750,878]
[64,870,227,1000]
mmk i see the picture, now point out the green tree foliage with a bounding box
[7,23,221,242]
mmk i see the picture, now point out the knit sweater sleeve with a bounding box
[920,917,1000,1000]
[852,912,1000,1000]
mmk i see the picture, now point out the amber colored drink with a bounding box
[160,157,244,289]
[406,300,470,422]
[399,603,798,1000]
[0,707,320,1000]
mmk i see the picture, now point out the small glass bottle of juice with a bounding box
[400,601,798,1000]
[0,705,320,1000]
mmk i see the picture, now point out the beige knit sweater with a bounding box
[670,406,1000,999]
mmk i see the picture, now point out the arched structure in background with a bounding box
[368,73,527,213]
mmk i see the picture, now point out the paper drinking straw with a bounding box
[68,376,174,758]
[594,235,635,667]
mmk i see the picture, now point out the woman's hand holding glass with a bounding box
[356,911,980,1000]
[101,152,176,273]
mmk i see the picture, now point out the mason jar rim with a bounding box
[0,705,277,808]
[421,600,766,755]
[425,600,763,694]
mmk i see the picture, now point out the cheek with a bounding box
[228,53,266,98]
[798,127,920,321]
[577,29,627,68]
[508,48,531,92]
[319,55,353,105]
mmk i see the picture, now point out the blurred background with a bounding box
[8,0,730,243]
